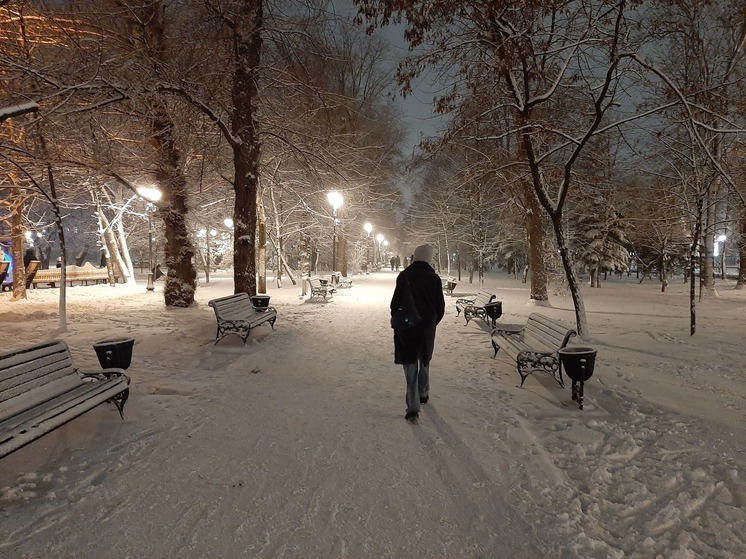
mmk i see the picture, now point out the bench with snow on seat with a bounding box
[455,289,497,326]
[491,313,577,388]
[331,271,353,288]
[208,292,277,345]
[0,339,131,459]
[306,276,336,299]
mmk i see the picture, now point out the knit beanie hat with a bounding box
[412,244,434,263]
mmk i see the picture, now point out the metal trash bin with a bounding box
[93,337,135,370]
[250,295,271,311]
[558,346,597,410]
[483,300,503,328]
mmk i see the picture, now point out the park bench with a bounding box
[0,339,131,459]
[491,313,577,388]
[455,289,497,325]
[208,292,277,345]
[31,262,116,288]
[331,272,353,289]
[441,277,458,296]
[307,276,336,299]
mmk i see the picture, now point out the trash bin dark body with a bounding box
[558,346,597,410]
[93,337,135,370]
[483,301,503,328]
[444,280,457,296]
[250,295,271,311]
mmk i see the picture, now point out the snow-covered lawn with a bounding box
[1,270,743,558]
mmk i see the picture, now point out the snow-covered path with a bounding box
[1,270,744,558]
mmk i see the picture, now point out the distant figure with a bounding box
[390,243,445,423]
[154,264,164,280]
[394,255,401,271]
[55,256,62,268]
[100,251,107,267]
[23,247,36,268]
[390,256,396,271]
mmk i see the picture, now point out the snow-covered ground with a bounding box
[0,269,744,558]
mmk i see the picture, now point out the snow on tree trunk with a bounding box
[9,187,27,301]
[141,1,197,308]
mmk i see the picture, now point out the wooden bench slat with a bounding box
[1,377,128,433]
[0,340,130,459]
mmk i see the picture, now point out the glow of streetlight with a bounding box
[224,218,234,228]
[364,222,372,235]
[136,186,161,202]
[327,191,343,211]
[376,233,384,244]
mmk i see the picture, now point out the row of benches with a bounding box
[452,287,578,389]
[0,288,281,460]
[1,276,576,462]
[1,269,360,458]
[1,271,356,459]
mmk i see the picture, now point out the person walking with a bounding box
[390,243,445,422]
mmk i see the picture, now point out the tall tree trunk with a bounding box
[142,1,197,307]
[736,206,746,289]
[231,0,263,296]
[257,193,267,294]
[552,213,588,335]
[46,163,68,329]
[524,182,549,303]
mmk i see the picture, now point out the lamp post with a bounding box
[136,187,161,291]
[715,233,727,279]
[363,222,372,273]
[327,191,343,274]
[375,234,384,266]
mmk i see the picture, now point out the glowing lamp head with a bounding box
[327,191,343,211]
[137,187,162,202]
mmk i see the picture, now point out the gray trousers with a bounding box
[403,361,429,415]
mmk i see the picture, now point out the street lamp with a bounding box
[363,222,372,273]
[715,233,727,279]
[136,187,161,291]
[327,191,343,274]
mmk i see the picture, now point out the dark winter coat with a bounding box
[391,260,445,365]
